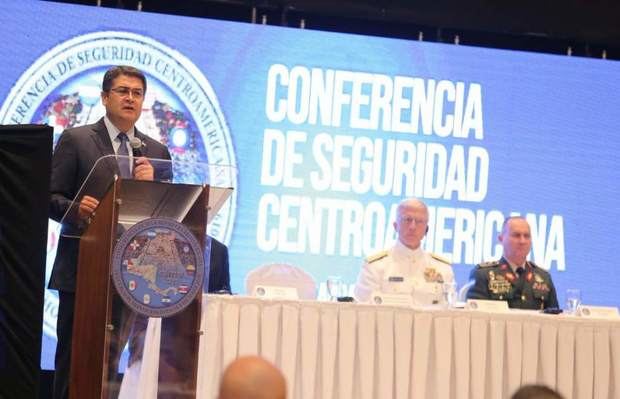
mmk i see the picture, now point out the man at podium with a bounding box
[49,65,171,399]
[205,236,231,294]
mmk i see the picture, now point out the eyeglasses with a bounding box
[399,216,427,226]
[109,86,144,99]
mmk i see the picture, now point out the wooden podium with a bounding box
[60,156,234,398]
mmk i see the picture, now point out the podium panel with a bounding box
[60,157,234,399]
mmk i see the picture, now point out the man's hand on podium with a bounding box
[78,195,99,220]
[133,157,154,181]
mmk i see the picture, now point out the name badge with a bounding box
[253,285,299,300]
[371,291,413,307]
[578,305,619,318]
[466,299,510,312]
[388,276,404,282]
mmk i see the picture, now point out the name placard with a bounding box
[371,292,414,307]
[253,285,299,300]
[578,305,619,318]
[466,299,510,312]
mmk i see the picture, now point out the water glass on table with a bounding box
[565,288,581,315]
[442,281,457,308]
[326,276,343,301]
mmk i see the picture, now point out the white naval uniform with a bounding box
[354,240,454,306]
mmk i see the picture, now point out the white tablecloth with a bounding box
[125,295,620,399]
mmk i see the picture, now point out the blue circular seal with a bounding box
[111,218,205,317]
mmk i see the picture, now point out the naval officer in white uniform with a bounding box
[354,198,454,305]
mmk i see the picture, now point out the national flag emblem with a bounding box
[128,280,136,291]
[161,297,171,303]
[143,294,150,304]
[186,264,195,275]
[178,285,189,294]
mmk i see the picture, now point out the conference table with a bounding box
[122,294,620,399]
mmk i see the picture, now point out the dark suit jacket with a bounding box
[49,118,171,292]
[205,236,231,293]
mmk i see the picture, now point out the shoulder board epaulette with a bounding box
[527,260,549,274]
[478,260,500,268]
[365,250,388,264]
[430,253,451,265]
[527,261,541,270]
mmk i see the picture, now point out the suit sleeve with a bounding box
[206,238,231,293]
[49,131,78,222]
[465,268,490,300]
[215,241,230,292]
[143,136,172,181]
[546,277,559,309]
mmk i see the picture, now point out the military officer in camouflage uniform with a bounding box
[467,216,558,310]
[354,198,454,306]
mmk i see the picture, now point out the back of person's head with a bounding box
[512,384,564,399]
[218,355,286,399]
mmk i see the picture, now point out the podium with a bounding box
[59,156,234,398]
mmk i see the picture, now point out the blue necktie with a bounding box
[117,133,131,178]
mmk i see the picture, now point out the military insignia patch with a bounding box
[533,282,550,292]
[479,260,500,268]
[424,268,444,283]
[488,270,512,294]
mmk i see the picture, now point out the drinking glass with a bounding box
[565,288,581,314]
[442,281,457,308]
[326,276,343,301]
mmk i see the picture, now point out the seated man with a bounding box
[205,236,231,293]
[467,216,558,310]
[354,198,454,306]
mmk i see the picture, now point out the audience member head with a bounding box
[511,384,564,399]
[218,355,286,399]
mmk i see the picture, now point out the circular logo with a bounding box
[111,218,205,317]
[0,31,238,344]
[0,30,237,244]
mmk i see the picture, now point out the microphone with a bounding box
[129,137,144,157]
[129,137,146,176]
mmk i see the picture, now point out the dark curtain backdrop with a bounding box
[0,125,52,399]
